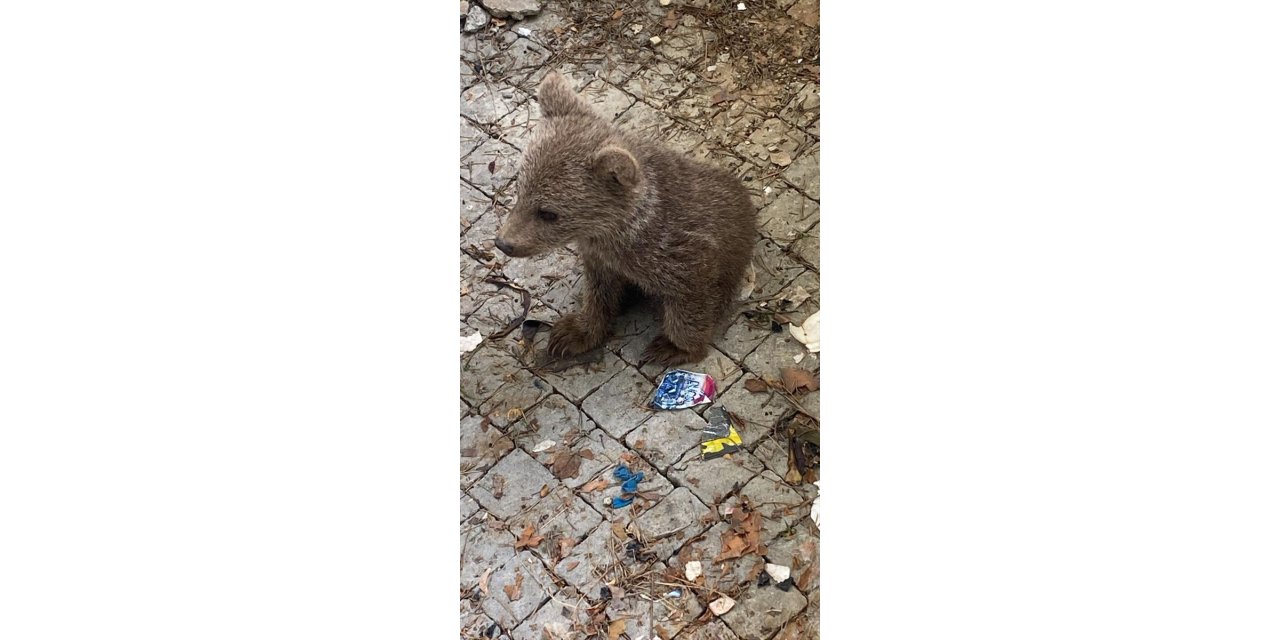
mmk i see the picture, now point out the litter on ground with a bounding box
[651,370,716,409]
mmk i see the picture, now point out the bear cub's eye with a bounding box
[537,209,559,222]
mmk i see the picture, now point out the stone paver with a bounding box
[461,513,517,589]
[460,1,819,635]
[480,550,558,631]
[472,448,559,519]
[505,484,602,564]
[552,520,626,593]
[535,350,627,403]
[633,487,713,562]
[669,447,765,508]
[461,491,479,522]
[508,586,587,640]
[677,620,740,639]
[460,415,515,488]
[581,367,656,439]
[625,410,705,472]
[730,471,807,542]
[758,186,820,248]
[719,579,808,640]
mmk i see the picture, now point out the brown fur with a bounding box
[496,72,756,367]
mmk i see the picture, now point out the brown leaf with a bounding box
[460,447,478,458]
[611,521,628,540]
[619,451,638,464]
[550,450,582,479]
[610,9,623,20]
[578,449,595,460]
[780,368,819,394]
[503,571,523,600]
[710,89,739,105]
[715,533,748,563]
[478,567,493,595]
[634,439,647,449]
[743,378,769,393]
[565,560,580,571]
[581,477,609,492]
[491,475,506,499]
[662,9,678,29]
[487,160,496,174]
[607,619,627,640]
[557,536,576,559]
[539,484,551,498]
[515,523,545,551]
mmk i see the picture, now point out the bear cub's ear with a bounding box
[593,146,640,191]
[538,71,590,118]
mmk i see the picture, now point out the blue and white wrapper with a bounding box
[650,370,716,410]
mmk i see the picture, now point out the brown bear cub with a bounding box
[495,72,756,367]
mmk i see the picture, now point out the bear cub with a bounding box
[495,71,756,367]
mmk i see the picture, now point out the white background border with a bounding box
[1,1,1277,638]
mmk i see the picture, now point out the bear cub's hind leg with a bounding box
[640,292,725,367]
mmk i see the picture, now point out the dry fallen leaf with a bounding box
[539,484,551,498]
[662,9,678,29]
[515,523,545,551]
[715,533,748,563]
[491,476,506,499]
[607,619,627,640]
[478,568,493,595]
[557,536,575,558]
[565,560,580,571]
[503,571,523,601]
[581,477,609,492]
[550,450,582,479]
[710,89,738,105]
[578,449,595,460]
[780,368,819,394]
[743,378,770,393]
[610,9,624,20]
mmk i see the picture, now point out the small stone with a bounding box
[765,563,791,583]
[737,2,747,10]
[477,0,542,20]
[685,560,703,581]
[649,35,662,45]
[460,1,469,17]
[660,0,672,5]
[516,26,532,36]
[707,65,717,72]
[709,596,736,616]
[630,23,644,34]
[463,5,490,32]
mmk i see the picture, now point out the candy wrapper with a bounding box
[651,370,716,410]
[701,407,743,460]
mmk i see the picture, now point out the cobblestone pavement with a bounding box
[461,1,819,637]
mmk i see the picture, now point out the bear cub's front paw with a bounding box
[547,313,606,358]
[639,335,707,368]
